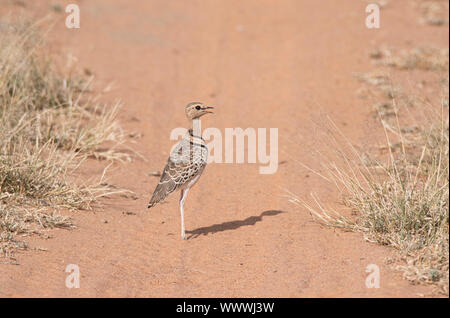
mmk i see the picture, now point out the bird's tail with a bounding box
[147,191,164,208]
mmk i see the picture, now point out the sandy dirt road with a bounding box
[0,0,446,297]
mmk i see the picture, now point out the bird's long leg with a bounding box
[179,188,190,240]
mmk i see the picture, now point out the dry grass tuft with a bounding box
[414,0,449,26]
[0,19,128,261]
[354,70,402,100]
[289,104,449,294]
[370,46,449,71]
[292,40,449,294]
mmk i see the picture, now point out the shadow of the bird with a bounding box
[186,210,285,240]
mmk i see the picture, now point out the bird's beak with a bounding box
[204,106,215,114]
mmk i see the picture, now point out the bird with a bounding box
[147,102,214,240]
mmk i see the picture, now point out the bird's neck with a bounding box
[190,118,202,137]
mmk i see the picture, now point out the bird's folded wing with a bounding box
[148,136,206,208]
[147,156,202,207]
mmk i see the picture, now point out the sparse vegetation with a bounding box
[0,19,127,262]
[370,46,449,71]
[289,104,448,294]
[291,42,449,294]
[414,0,449,26]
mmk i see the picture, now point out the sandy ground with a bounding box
[0,0,448,297]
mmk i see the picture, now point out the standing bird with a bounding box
[147,102,214,240]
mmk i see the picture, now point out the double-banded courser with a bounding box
[147,102,214,239]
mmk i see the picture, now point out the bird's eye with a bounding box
[195,105,201,110]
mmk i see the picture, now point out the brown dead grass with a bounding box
[414,0,449,26]
[370,46,449,71]
[290,42,449,294]
[0,18,129,262]
[289,101,448,294]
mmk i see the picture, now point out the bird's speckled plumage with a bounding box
[147,129,207,208]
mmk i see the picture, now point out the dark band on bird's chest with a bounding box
[189,140,207,149]
[188,129,207,149]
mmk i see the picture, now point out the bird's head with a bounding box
[185,102,214,120]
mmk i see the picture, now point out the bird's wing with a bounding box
[147,159,182,208]
[147,138,206,208]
